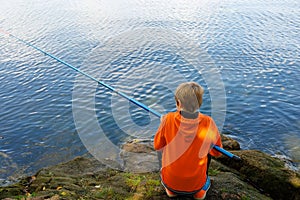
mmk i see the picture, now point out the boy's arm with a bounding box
[153,115,167,150]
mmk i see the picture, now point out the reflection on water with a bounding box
[0,0,299,183]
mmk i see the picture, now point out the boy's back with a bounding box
[153,82,223,199]
[154,111,222,192]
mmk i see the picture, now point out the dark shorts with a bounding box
[160,175,211,195]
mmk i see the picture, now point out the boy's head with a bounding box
[174,82,204,113]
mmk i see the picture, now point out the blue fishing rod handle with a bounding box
[213,145,241,161]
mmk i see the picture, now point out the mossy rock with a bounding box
[217,150,300,200]
[207,172,272,200]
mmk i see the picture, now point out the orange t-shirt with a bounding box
[154,111,222,192]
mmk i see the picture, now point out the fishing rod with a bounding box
[1,30,241,160]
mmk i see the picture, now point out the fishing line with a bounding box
[0,30,241,160]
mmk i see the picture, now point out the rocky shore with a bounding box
[0,135,299,200]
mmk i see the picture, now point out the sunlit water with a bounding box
[0,0,299,184]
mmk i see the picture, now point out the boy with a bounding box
[154,82,222,199]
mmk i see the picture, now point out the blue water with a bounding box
[0,0,299,184]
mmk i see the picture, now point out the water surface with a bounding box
[0,0,299,184]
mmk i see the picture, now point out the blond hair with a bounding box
[174,82,204,113]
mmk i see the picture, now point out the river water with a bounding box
[0,0,299,184]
